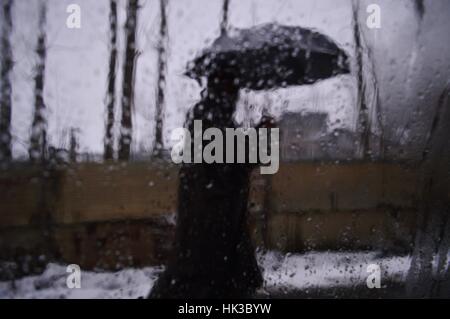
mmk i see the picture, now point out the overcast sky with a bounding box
[2,0,450,159]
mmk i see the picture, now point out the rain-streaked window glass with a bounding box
[0,0,449,299]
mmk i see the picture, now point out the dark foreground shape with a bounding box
[150,164,262,298]
[149,71,263,298]
[150,23,350,298]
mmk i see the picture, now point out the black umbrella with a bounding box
[186,23,350,90]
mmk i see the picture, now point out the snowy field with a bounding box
[0,251,410,299]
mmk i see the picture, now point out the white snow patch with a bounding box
[0,264,163,299]
[260,251,410,291]
[0,251,410,299]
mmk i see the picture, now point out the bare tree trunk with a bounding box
[0,0,13,163]
[220,0,229,36]
[414,0,425,22]
[351,1,370,159]
[118,0,139,161]
[29,2,47,163]
[104,0,118,160]
[153,0,168,156]
[28,3,60,261]
[69,128,79,163]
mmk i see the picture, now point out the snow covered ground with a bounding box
[260,251,410,294]
[0,251,410,299]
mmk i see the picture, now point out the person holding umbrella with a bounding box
[149,23,350,299]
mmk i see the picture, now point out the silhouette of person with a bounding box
[149,66,264,298]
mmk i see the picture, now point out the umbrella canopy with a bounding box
[186,23,350,90]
